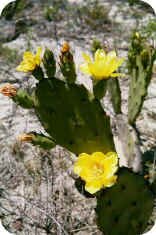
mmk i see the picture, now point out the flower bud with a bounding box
[141,49,150,69]
[0,84,17,97]
[61,42,70,53]
[59,42,76,83]
[18,133,34,142]
[135,32,140,39]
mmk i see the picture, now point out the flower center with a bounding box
[92,163,104,177]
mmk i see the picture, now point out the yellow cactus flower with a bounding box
[16,47,42,72]
[80,49,124,80]
[0,83,17,97]
[74,151,118,194]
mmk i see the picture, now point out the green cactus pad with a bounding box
[128,33,156,124]
[93,80,107,99]
[59,51,76,84]
[107,78,121,114]
[96,168,154,235]
[128,55,153,124]
[34,78,114,154]
[43,48,56,78]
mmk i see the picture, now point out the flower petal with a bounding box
[103,152,118,176]
[91,152,107,162]
[35,47,42,65]
[111,73,125,77]
[109,58,124,73]
[23,51,34,60]
[80,64,91,75]
[74,153,90,175]
[85,180,103,194]
[36,47,42,56]
[94,49,106,62]
[102,175,118,187]
[82,53,92,63]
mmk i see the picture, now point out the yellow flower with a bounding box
[74,151,118,194]
[16,47,42,72]
[80,49,124,80]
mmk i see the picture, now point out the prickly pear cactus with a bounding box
[128,32,156,124]
[4,44,115,154]
[33,77,114,154]
[96,168,154,235]
[1,38,155,235]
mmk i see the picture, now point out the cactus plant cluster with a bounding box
[0,33,156,235]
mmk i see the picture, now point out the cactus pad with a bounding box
[107,78,121,114]
[96,168,154,235]
[128,33,156,124]
[34,78,114,154]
